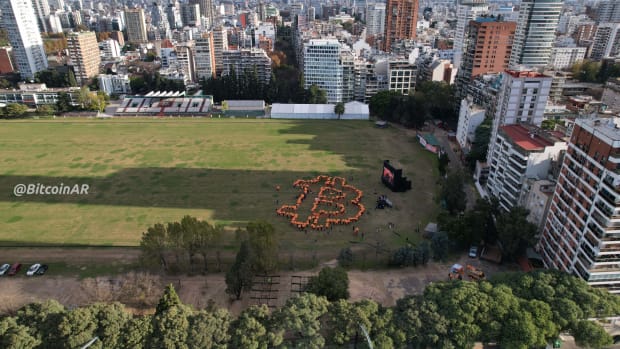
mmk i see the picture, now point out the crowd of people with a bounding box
[276,175,366,231]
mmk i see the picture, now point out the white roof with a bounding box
[225,100,265,108]
[271,103,335,114]
[343,101,369,115]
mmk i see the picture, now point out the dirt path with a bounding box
[0,247,141,264]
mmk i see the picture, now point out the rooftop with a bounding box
[505,69,548,78]
[500,124,561,151]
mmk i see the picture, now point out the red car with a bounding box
[7,263,21,276]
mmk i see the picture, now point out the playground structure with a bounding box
[449,264,486,281]
[276,175,366,231]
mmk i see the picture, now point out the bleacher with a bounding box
[114,91,213,116]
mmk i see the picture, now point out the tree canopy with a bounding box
[1,271,618,348]
[305,267,350,301]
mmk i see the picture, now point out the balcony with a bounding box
[599,188,620,206]
[603,175,620,193]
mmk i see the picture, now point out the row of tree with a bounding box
[1,270,618,348]
[571,59,620,83]
[368,81,457,128]
[439,196,539,259]
[130,72,185,94]
[140,216,224,273]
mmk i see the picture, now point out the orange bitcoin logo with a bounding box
[276,175,366,230]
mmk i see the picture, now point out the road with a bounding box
[433,128,478,210]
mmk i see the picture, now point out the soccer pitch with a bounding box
[0,119,439,254]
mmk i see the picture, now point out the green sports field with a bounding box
[0,119,439,255]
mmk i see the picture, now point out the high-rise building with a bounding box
[486,124,566,211]
[539,118,620,293]
[509,0,562,69]
[455,17,515,105]
[453,0,488,71]
[461,17,516,80]
[0,0,48,80]
[597,1,620,24]
[124,8,148,43]
[100,38,121,60]
[67,31,101,86]
[303,39,345,103]
[194,32,216,81]
[180,3,201,27]
[222,48,272,84]
[486,69,552,178]
[549,46,587,69]
[365,2,386,37]
[191,0,215,27]
[387,58,417,95]
[573,22,597,47]
[212,26,228,76]
[590,23,620,61]
[383,0,419,52]
[31,0,51,33]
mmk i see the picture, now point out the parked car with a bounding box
[26,264,41,276]
[0,263,10,276]
[469,246,478,258]
[7,263,21,276]
[35,264,48,276]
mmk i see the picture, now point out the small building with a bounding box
[270,102,369,120]
[416,133,441,154]
[223,100,265,117]
[0,83,81,107]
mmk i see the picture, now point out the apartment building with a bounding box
[67,31,101,86]
[540,118,620,293]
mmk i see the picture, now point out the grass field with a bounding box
[0,119,440,259]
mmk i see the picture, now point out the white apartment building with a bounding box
[365,2,386,37]
[509,0,562,68]
[486,124,566,211]
[456,97,486,152]
[98,74,131,95]
[0,0,48,80]
[387,59,417,95]
[453,0,488,71]
[540,118,620,293]
[549,47,586,70]
[100,39,122,60]
[212,26,228,76]
[590,23,620,61]
[194,33,216,81]
[488,69,552,160]
[303,39,344,103]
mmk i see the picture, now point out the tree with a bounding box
[186,309,231,349]
[431,231,450,261]
[229,305,282,349]
[245,220,279,274]
[155,284,182,316]
[67,69,78,87]
[4,103,29,118]
[572,320,613,349]
[306,267,349,301]
[36,104,56,116]
[56,92,73,113]
[272,293,329,348]
[369,90,401,118]
[225,241,254,300]
[91,302,131,349]
[337,247,353,267]
[140,223,169,270]
[442,170,467,214]
[307,84,327,104]
[0,317,41,349]
[438,152,450,176]
[16,300,65,348]
[55,306,98,349]
[120,316,151,349]
[334,102,345,120]
[496,206,538,258]
[466,118,492,171]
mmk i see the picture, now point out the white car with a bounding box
[0,263,10,276]
[26,264,41,276]
[468,246,478,258]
